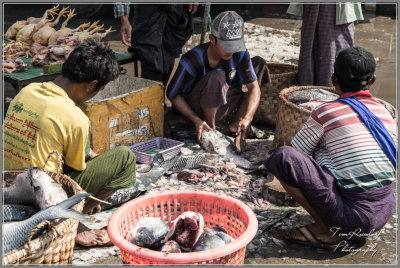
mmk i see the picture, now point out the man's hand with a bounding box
[188,3,199,14]
[229,116,252,136]
[85,150,98,162]
[120,16,132,47]
[195,119,211,143]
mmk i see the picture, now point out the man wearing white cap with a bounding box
[166,11,270,142]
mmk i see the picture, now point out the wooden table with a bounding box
[4,50,138,94]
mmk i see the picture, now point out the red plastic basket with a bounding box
[107,191,258,265]
[130,137,184,164]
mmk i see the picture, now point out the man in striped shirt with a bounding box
[166,11,270,142]
[266,47,397,250]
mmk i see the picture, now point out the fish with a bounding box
[4,170,36,206]
[201,129,253,169]
[298,100,328,111]
[3,193,91,254]
[192,226,234,252]
[3,204,38,222]
[28,166,68,210]
[211,226,234,244]
[3,166,68,210]
[161,240,182,253]
[287,88,338,105]
[125,217,169,250]
[162,211,204,252]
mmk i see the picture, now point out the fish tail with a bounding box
[56,208,91,222]
[57,193,91,210]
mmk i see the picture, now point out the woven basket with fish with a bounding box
[3,152,86,265]
[253,62,299,126]
[273,86,340,151]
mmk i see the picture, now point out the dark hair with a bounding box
[62,38,120,90]
[334,46,376,93]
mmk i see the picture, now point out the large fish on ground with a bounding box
[3,204,38,222]
[201,129,253,169]
[125,217,169,250]
[3,193,91,254]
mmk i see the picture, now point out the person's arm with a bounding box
[187,3,199,14]
[230,80,261,135]
[114,3,132,46]
[170,94,210,142]
[85,149,98,161]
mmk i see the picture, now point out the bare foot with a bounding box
[284,222,341,245]
[83,204,102,215]
[75,223,113,247]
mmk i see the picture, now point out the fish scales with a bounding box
[4,193,90,254]
[288,88,339,104]
[3,204,38,222]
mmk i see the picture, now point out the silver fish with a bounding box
[288,88,338,104]
[201,129,253,169]
[161,240,182,253]
[192,227,226,252]
[4,166,68,210]
[4,169,36,206]
[125,217,169,250]
[3,193,91,254]
[211,226,234,244]
[28,166,68,210]
[162,211,204,252]
[3,204,38,222]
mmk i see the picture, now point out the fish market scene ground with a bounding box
[2,3,397,266]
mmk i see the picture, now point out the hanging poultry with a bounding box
[32,6,69,46]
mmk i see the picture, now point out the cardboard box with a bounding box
[79,75,164,154]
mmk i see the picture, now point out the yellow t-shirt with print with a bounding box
[3,81,89,172]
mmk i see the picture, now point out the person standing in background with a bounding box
[114,3,198,87]
[287,3,364,87]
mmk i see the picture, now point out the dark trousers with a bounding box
[188,56,270,123]
[130,4,193,81]
[266,146,395,236]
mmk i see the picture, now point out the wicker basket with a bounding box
[3,170,85,265]
[273,86,339,150]
[253,62,299,126]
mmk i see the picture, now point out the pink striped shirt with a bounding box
[292,90,397,191]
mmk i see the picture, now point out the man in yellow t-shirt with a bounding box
[3,39,136,247]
